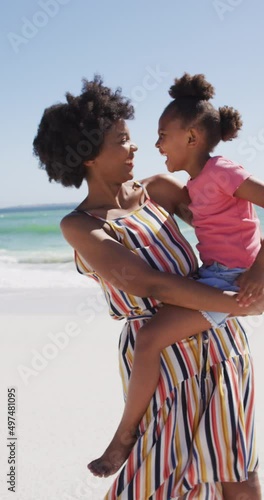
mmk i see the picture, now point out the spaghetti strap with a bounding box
[73,208,102,219]
[133,180,150,200]
[72,181,148,225]
[72,208,116,233]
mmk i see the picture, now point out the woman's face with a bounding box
[155,114,190,173]
[92,119,138,183]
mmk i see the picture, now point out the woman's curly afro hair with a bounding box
[163,73,242,152]
[33,75,134,188]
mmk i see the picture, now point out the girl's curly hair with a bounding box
[33,75,134,188]
[163,73,242,151]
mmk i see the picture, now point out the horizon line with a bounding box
[0,202,78,211]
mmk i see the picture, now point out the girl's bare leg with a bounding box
[88,305,211,477]
[222,471,261,499]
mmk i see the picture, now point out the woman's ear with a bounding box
[83,159,95,168]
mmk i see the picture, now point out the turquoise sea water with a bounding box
[0,204,75,264]
[0,204,263,265]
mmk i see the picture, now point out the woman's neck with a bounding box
[78,179,135,211]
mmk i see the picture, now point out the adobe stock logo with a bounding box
[7,0,71,54]
[129,66,170,109]
[212,0,244,21]
[237,127,264,163]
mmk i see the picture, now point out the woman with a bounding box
[33,76,262,499]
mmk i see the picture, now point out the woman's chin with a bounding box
[123,170,134,182]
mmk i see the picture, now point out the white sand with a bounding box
[1,265,264,499]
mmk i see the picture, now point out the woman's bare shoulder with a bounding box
[60,209,104,243]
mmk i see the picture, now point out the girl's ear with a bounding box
[187,128,198,146]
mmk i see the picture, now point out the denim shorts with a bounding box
[197,262,246,327]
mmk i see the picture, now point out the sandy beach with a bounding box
[1,263,264,499]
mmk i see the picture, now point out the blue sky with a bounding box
[2,0,264,208]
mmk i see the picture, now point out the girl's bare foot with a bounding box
[87,428,138,477]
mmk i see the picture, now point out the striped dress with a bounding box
[74,184,258,499]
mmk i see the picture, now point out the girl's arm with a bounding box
[234,175,264,208]
[141,174,193,225]
[60,212,262,317]
[235,176,264,303]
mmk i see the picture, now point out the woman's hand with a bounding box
[236,264,264,306]
[234,293,264,316]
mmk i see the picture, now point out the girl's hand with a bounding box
[236,264,264,306]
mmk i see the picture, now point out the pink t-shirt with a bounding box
[186,156,262,268]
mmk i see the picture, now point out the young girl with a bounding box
[88,74,264,497]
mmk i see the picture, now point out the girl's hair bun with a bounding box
[65,92,75,105]
[169,73,215,101]
[219,106,243,141]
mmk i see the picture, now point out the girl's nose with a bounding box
[131,142,138,152]
[155,138,160,148]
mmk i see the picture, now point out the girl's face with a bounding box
[92,119,138,183]
[155,114,190,173]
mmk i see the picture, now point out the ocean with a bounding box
[0,204,263,289]
[0,204,80,289]
[0,204,75,265]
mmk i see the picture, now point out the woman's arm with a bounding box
[60,212,259,316]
